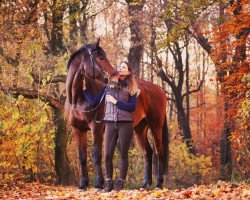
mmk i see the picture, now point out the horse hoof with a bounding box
[155,183,163,190]
[94,184,104,191]
[94,187,103,192]
[78,184,88,190]
[140,181,152,190]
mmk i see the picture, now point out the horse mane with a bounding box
[67,44,92,70]
[67,43,107,70]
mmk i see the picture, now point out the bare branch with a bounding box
[182,80,203,98]
[87,1,116,19]
[187,26,212,55]
[31,72,66,84]
[1,86,64,109]
[189,102,206,109]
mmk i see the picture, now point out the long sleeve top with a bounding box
[83,86,136,112]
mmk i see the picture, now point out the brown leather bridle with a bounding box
[85,47,110,80]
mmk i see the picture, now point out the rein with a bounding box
[68,89,106,113]
[69,75,106,113]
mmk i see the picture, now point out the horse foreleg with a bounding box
[134,122,152,189]
[90,123,104,189]
[73,128,89,189]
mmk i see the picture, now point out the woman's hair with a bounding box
[121,61,138,96]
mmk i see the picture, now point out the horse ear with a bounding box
[95,38,100,49]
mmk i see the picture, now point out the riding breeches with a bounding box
[104,122,133,180]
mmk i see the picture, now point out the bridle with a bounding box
[86,47,110,80]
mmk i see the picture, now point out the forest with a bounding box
[0,0,249,199]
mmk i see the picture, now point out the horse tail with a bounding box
[153,115,169,175]
[162,115,169,174]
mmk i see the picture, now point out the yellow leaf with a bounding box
[152,190,163,198]
[242,189,250,197]
[212,188,221,196]
[12,110,19,119]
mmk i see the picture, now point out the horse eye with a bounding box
[98,54,105,60]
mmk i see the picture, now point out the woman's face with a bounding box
[117,62,130,76]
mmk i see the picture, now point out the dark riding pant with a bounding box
[104,122,133,180]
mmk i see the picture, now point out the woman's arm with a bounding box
[83,86,106,106]
[116,94,136,112]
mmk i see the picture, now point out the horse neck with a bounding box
[85,77,98,95]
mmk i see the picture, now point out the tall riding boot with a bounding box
[114,178,125,191]
[104,178,113,192]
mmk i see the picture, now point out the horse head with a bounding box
[67,38,115,83]
[66,38,115,105]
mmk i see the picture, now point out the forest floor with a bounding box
[0,181,249,200]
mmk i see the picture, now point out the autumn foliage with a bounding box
[211,0,250,179]
[0,0,249,198]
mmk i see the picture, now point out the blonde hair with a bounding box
[121,61,138,96]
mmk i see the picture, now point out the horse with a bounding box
[64,39,169,190]
[64,46,106,190]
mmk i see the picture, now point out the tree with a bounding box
[0,0,84,185]
[50,0,66,55]
[151,0,210,154]
[125,0,145,77]
[211,0,250,180]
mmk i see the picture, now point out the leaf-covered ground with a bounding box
[0,181,249,200]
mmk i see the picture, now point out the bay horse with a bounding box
[64,40,169,190]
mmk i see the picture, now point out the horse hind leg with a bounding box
[149,121,166,190]
[152,131,165,190]
[134,119,153,189]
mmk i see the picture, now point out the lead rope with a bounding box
[86,76,106,123]
[94,89,107,123]
[68,89,106,113]
[69,77,107,113]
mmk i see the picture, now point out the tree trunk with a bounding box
[125,0,145,77]
[53,108,76,185]
[69,0,80,49]
[175,90,195,155]
[51,0,65,55]
[185,38,190,124]
[79,0,88,44]
[157,63,196,155]
[219,102,232,180]
[149,11,155,83]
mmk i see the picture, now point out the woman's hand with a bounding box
[106,95,117,104]
[82,79,86,90]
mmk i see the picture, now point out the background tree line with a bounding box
[0,0,249,188]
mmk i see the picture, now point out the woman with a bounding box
[83,61,139,192]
